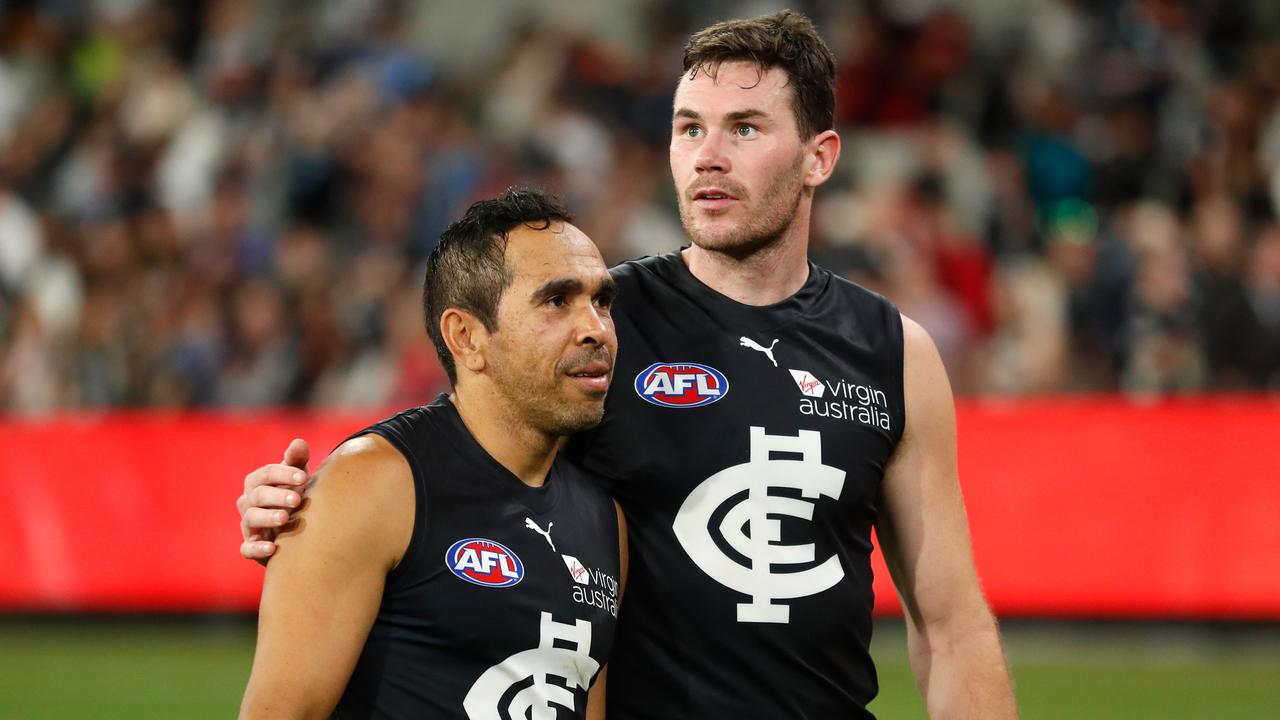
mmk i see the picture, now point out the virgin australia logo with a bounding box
[671,427,846,623]
[788,368,890,431]
[788,369,824,397]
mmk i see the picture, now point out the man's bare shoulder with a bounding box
[900,313,939,359]
[322,434,412,482]
[896,312,955,443]
[275,432,415,567]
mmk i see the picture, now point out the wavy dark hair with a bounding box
[423,188,572,385]
[682,10,836,140]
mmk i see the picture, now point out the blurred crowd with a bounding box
[3,0,1280,413]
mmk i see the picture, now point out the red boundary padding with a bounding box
[872,395,1280,618]
[2,397,1278,617]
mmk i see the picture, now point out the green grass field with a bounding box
[1,617,1277,718]
[868,622,1280,719]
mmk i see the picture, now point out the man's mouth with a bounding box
[566,361,612,393]
[691,186,741,211]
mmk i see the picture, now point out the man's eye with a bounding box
[684,125,703,138]
[547,296,567,308]
[735,125,757,137]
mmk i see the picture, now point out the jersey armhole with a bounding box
[349,427,429,586]
[888,309,907,449]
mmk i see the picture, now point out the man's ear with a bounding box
[440,308,490,376]
[803,129,841,189]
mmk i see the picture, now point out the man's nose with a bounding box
[694,131,729,174]
[575,303,612,346]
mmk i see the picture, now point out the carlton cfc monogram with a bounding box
[463,612,598,720]
[672,426,846,623]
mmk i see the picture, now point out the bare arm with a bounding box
[585,500,628,720]
[239,435,414,720]
[876,315,1017,719]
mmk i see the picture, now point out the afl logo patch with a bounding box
[634,362,729,408]
[445,538,524,588]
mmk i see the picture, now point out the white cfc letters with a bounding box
[462,612,598,719]
[672,427,846,623]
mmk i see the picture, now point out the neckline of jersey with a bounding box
[430,394,563,515]
[657,247,829,325]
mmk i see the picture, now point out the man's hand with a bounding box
[239,434,414,719]
[238,438,312,563]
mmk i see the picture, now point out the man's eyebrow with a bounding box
[531,278,585,301]
[597,277,618,300]
[673,108,768,122]
[531,276,618,303]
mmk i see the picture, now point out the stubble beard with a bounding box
[489,350,610,439]
[680,155,807,260]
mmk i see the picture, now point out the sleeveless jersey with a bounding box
[336,396,620,720]
[565,250,905,719]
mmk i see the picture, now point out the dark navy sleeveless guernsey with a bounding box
[335,396,619,720]
[565,250,905,719]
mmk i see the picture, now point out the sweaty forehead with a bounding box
[504,222,607,282]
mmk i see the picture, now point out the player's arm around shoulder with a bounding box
[239,434,415,720]
[877,315,1018,719]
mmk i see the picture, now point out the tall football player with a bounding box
[237,12,1018,719]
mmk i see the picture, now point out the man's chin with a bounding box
[688,226,776,259]
[549,405,606,436]
[687,221,739,248]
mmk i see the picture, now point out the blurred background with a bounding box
[1,0,1278,718]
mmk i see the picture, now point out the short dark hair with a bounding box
[682,10,836,140]
[423,188,572,385]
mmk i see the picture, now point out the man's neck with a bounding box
[449,390,563,488]
[682,208,812,306]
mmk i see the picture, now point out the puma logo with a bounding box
[525,518,555,551]
[739,337,779,367]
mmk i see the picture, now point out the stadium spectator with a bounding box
[2,0,1279,412]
